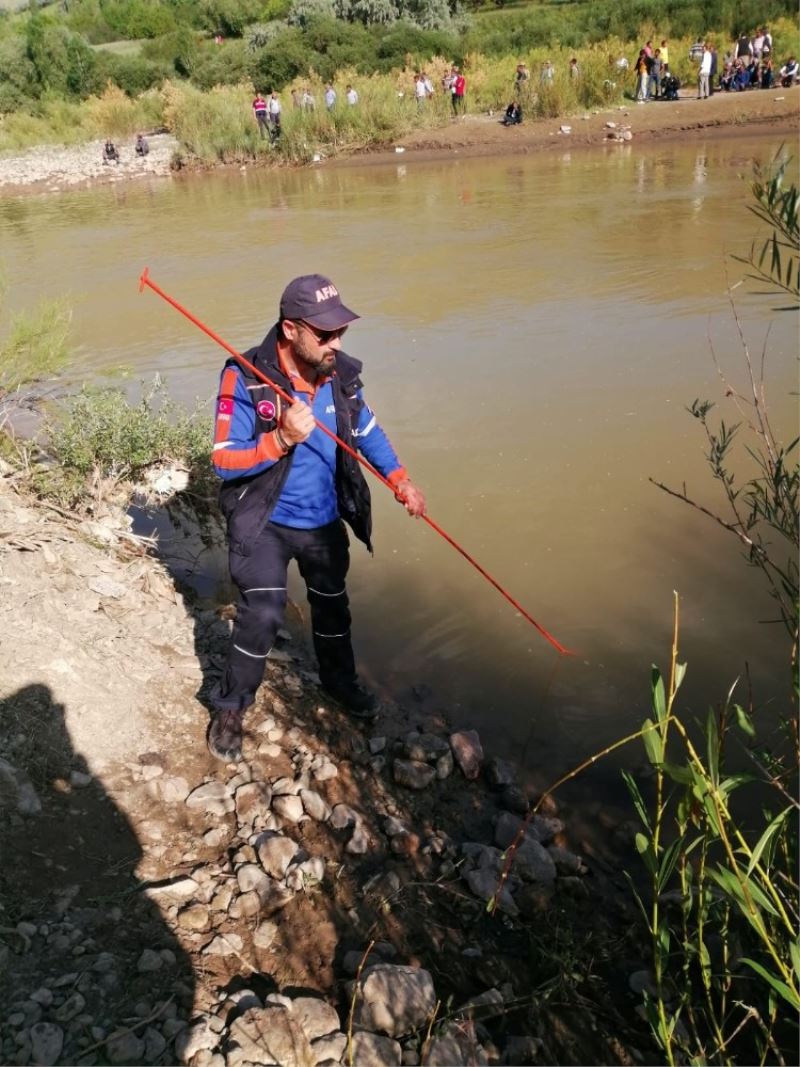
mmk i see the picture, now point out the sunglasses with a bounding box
[297,320,348,344]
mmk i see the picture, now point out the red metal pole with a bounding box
[139,267,572,656]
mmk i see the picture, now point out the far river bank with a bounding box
[0,85,796,197]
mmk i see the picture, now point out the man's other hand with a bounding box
[395,479,426,517]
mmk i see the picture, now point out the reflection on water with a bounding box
[2,132,796,808]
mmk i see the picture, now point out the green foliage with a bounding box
[0,291,72,400]
[190,38,251,90]
[624,662,798,1064]
[99,50,170,95]
[737,154,800,309]
[50,377,211,483]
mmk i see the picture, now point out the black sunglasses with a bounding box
[297,320,348,344]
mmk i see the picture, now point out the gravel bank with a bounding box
[0,133,178,195]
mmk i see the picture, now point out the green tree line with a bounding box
[0,0,797,112]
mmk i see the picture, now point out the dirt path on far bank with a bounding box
[356,86,799,165]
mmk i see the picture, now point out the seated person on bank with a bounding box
[779,56,799,86]
[135,133,149,156]
[501,100,522,125]
[102,140,120,164]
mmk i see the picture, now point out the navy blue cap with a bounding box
[279,274,359,330]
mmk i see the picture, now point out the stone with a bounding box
[227,1006,315,1067]
[425,1026,488,1067]
[393,759,436,790]
[137,948,163,972]
[29,1023,63,1066]
[236,782,272,826]
[174,1019,219,1061]
[272,794,304,823]
[256,833,299,879]
[253,921,278,950]
[402,732,449,762]
[229,891,262,918]
[186,782,235,816]
[449,730,483,780]
[500,785,529,815]
[310,1032,347,1065]
[106,1032,145,1065]
[237,863,273,898]
[465,869,518,916]
[494,811,526,850]
[292,997,340,1042]
[271,776,298,796]
[391,831,420,856]
[484,757,517,789]
[203,933,243,957]
[328,804,358,830]
[368,736,386,754]
[512,838,557,885]
[515,883,554,918]
[346,825,369,854]
[30,988,54,1007]
[348,1031,402,1066]
[530,814,563,844]
[143,1027,167,1063]
[300,789,331,822]
[210,885,234,912]
[435,751,453,780]
[548,845,582,874]
[157,776,191,803]
[69,771,93,789]
[312,761,338,783]
[352,964,436,1038]
[144,876,198,904]
[54,992,85,1022]
[384,816,407,837]
[178,904,210,931]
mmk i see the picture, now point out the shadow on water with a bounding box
[0,683,195,1066]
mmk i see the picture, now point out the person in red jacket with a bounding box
[452,67,466,115]
[252,94,268,138]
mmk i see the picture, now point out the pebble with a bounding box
[106,1032,145,1065]
[29,988,54,1007]
[347,825,370,854]
[272,794,304,822]
[137,948,163,972]
[393,759,436,790]
[30,1022,64,1066]
[203,933,243,957]
[253,921,278,949]
[54,992,85,1022]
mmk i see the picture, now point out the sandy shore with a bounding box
[0,87,796,196]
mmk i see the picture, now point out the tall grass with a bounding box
[0,289,72,398]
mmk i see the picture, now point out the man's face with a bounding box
[285,320,347,375]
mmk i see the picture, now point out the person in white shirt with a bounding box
[423,72,433,97]
[779,56,799,85]
[267,91,282,141]
[698,43,713,98]
[414,73,428,106]
[346,85,358,106]
[325,84,337,110]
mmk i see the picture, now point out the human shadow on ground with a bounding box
[0,683,195,1067]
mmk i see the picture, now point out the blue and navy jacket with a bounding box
[213,325,407,553]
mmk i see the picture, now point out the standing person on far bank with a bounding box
[346,85,358,106]
[268,91,282,141]
[252,93,269,138]
[698,43,712,98]
[325,84,337,110]
[452,67,466,115]
[208,275,426,761]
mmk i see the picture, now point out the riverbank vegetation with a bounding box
[0,0,798,162]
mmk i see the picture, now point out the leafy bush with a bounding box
[99,51,170,96]
[190,39,252,90]
[51,378,211,483]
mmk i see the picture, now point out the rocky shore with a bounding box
[0,468,650,1066]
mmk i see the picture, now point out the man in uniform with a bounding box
[208,275,426,761]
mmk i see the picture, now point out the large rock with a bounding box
[464,869,518,916]
[257,833,299,879]
[349,1032,402,1066]
[512,838,557,885]
[227,1005,315,1067]
[29,1022,63,1066]
[352,964,436,1038]
[186,781,234,816]
[449,731,483,780]
[402,732,449,762]
[393,759,436,790]
[236,782,272,825]
[425,1022,489,1066]
[292,997,340,1042]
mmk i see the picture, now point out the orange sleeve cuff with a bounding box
[262,431,287,462]
[386,467,408,489]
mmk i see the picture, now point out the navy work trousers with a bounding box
[211,519,355,713]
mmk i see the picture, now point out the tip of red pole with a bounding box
[138,267,149,293]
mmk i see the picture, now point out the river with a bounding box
[3,130,796,821]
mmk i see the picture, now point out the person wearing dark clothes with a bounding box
[102,140,120,164]
[708,44,718,94]
[501,101,522,125]
[208,275,426,761]
[135,133,149,157]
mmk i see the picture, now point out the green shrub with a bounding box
[51,378,211,482]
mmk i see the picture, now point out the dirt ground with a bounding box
[0,467,653,1066]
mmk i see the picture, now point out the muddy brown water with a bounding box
[3,131,796,823]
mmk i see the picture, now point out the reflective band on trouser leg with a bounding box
[212,586,287,711]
